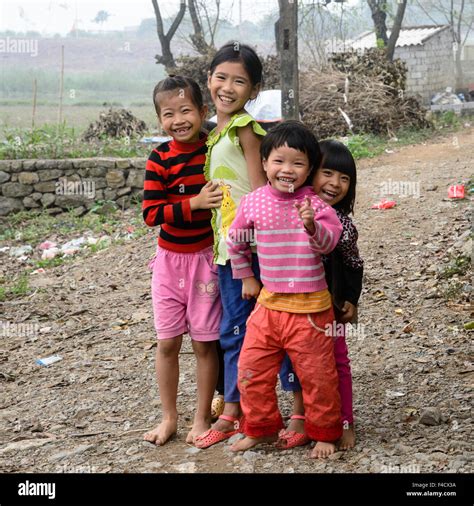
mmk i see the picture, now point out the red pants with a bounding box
[238,304,342,442]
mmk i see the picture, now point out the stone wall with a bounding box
[395,28,456,104]
[0,158,146,216]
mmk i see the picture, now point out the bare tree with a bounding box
[386,0,407,60]
[152,0,186,70]
[367,0,389,46]
[188,0,221,54]
[198,0,222,49]
[298,1,369,68]
[415,0,474,89]
[367,0,408,60]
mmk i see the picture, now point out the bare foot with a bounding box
[231,434,277,452]
[310,441,336,459]
[186,419,211,445]
[338,424,355,450]
[143,419,177,446]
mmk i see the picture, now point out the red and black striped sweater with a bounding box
[142,134,213,253]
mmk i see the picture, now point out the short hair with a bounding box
[261,120,322,185]
[209,42,263,87]
[319,139,357,215]
[152,75,203,116]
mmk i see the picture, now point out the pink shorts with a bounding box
[149,246,221,341]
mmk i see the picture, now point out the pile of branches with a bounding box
[300,48,431,137]
[83,108,147,141]
[262,54,281,90]
[300,66,431,139]
[330,48,407,96]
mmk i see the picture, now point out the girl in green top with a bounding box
[195,42,267,449]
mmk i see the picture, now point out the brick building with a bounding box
[339,25,455,105]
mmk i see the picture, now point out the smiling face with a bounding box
[207,61,259,118]
[263,144,311,193]
[312,168,350,206]
[155,87,207,143]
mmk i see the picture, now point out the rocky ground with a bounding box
[0,128,472,475]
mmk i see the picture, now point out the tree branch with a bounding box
[151,0,165,40]
[456,0,465,44]
[151,0,186,69]
[188,0,212,54]
[414,0,438,26]
[167,0,186,40]
[461,16,473,46]
[386,0,407,61]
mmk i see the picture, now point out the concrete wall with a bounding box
[394,29,455,104]
[0,158,146,216]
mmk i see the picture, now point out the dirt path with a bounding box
[1,129,472,474]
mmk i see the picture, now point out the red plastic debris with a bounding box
[371,199,397,209]
[448,185,465,199]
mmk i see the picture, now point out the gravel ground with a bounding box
[0,128,472,475]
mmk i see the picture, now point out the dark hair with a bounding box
[209,42,263,87]
[261,120,322,185]
[152,75,203,116]
[319,139,357,215]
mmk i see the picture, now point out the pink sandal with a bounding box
[194,415,243,449]
[276,415,310,450]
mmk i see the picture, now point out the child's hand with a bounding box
[190,181,223,210]
[295,196,315,235]
[242,276,261,300]
[339,301,357,324]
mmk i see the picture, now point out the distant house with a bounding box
[336,25,455,104]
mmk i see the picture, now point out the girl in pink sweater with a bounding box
[226,121,343,458]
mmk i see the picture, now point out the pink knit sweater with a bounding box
[227,183,342,293]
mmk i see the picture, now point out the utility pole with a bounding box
[57,45,64,126]
[278,0,299,120]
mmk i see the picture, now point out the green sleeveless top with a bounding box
[204,112,266,265]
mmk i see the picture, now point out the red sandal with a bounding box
[276,415,310,450]
[194,415,243,449]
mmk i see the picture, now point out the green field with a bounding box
[0,104,159,134]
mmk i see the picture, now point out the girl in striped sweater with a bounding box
[142,76,223,446]
[226,121,344,458]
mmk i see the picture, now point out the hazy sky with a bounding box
[0,0,280,34]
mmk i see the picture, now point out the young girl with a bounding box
[142,75,224,446]
[227,121,343,459]
[278,139,364,451]
[194,42,267,449]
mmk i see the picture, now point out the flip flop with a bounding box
[276,415,310,450]
[194,414,243,449]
